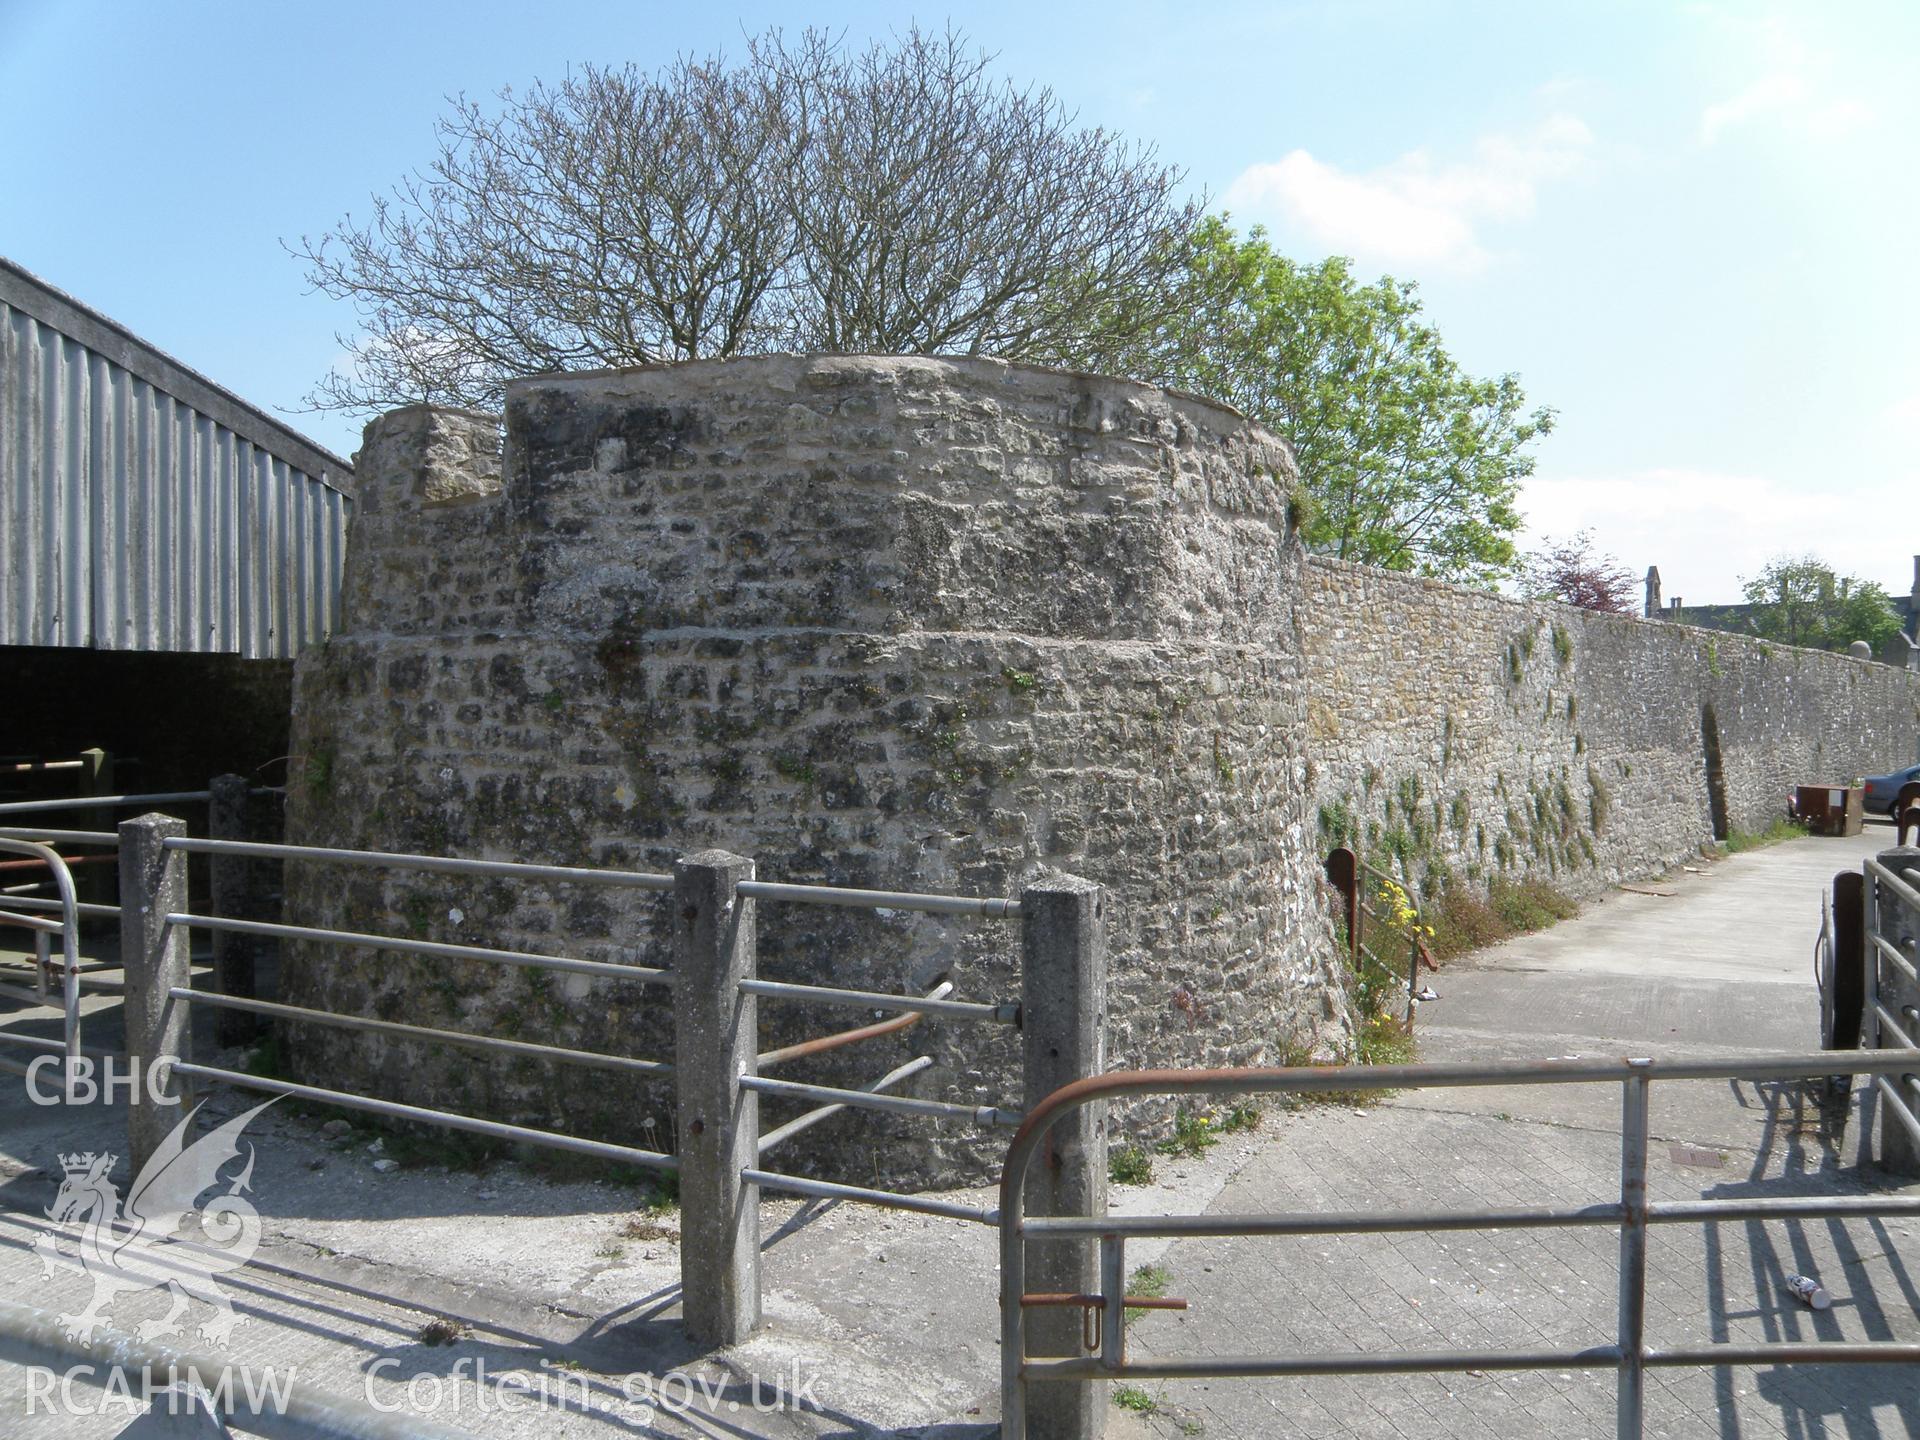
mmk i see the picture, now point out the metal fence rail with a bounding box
[131,818,682,1181]
[998,1051,1920,1440]
[1864,855,1920,1162]
[0,839,81,1075]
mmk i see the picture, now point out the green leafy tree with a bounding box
[1107,217,1554,584]
[1739,555,1901,651]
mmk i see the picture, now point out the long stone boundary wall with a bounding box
[283,356,1344,1186]
[1299,556,1920,900]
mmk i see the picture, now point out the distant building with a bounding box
[1,255,355,795]
[1644,555,1920,669]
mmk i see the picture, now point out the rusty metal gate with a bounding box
[999,1052,1920,1440]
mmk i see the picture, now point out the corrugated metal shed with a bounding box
[1,257,354,658]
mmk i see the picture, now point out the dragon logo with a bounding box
[33,1100,276,1345]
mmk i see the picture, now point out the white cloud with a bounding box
[1521,467,1914,604]
[1224,114,1592,272]
[1697,17,1872,144]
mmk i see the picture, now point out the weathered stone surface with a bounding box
[284,355,1920,1186]
[1298,557,1920,901]
[284,356,1341,1187]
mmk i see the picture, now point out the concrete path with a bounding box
[1119,825,1920,1440]
[1,829,1915,1437]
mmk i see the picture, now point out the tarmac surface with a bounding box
[1,825,1916,1437]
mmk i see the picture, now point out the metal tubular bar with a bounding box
[1023,1202,1627,1239]
[1644,1343,1920,1366]
[1027,1341,1920,1381]
[756,1056,933,1155]
[0,838,81,1077]
[0,981,50,1006]
[0,790,210,815]
[0,909,64,933]
[997,1049,1920,1440]
[1649,1195,1920,1223]
[1875,1075,1920,1151]
[171,1062,678,1172]
[0,1057,28,1078]
[166,912,675,986]
[734,878,1019,918]
[1870,931,1920,986]
[757,982,954,1068]
[162,835,676,891]
[1867,856,1920,914]
[1025,1346,1624,1381]
[741,977,1016,1023]
[742,1167,999,1224]
[1874,1001,1920,1052]
[0,852,114,872]
[0,1296,487,1440]
[170,989,674,1077]
[0,1032,122,1061]
[742,1073,1022,1128]
[0,828,118,844]
[0,893,121,918]
[0,952,120,975]
[1098,1235,1126,1372]
[1616,1067,1651,1440]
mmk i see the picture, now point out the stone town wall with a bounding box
[280,356,1920,1186]
[1298,557,1920,901]
[282,357,1345,1187]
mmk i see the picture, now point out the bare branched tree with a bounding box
[295,27,1198,413]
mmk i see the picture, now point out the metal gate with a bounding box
[998,1052,1920,1440]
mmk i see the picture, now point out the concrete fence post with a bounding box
[1871,846,1920,1177]
[1019,873,1109,1440]
[120,813,191,1175]
[209,774,270,1046]
[672,849,761,1345]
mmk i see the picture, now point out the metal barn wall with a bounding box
[1,259,353,658]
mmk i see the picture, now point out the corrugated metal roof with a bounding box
[0,256,354,658]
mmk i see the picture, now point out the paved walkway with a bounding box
[1120,825,1920,1440]
[1,828,1914,1437]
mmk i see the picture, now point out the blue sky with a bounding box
[4,0,1915,603]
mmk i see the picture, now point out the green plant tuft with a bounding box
[1109,1144,1155,1186]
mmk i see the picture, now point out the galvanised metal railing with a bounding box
[1863,854,1920,1156]
[0,838,84,1085]
[729,875,1026,1229]
[998,1052,1920,1440]
[150,831,685,1177]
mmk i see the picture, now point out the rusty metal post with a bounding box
[1020,873,1108,1440]
[673,849,761,1345]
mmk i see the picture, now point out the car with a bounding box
[1862,763,1920,817]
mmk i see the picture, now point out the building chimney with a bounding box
[1644,566,1662,619]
